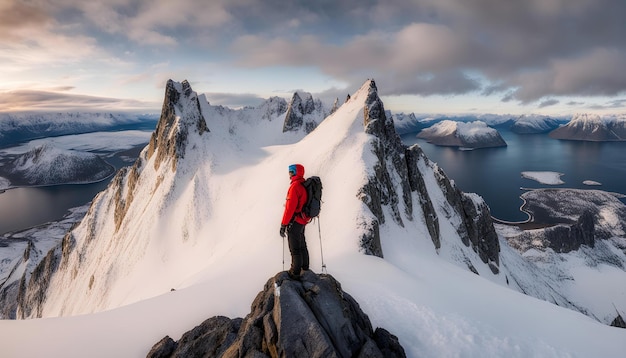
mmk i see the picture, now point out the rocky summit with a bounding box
[147,271,406,358]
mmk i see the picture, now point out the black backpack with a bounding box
[302,176,323,218]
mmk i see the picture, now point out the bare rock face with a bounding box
[357,80,500,269]
[147,271,406,358]
[282,92,326,133]
[147,79,208,171]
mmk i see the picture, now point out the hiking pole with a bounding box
[282,235,285,271]
[317,218,327,274]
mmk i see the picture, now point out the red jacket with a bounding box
[282,165,309,225]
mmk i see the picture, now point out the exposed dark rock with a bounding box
[357,80,499,267]
[147,271,406,358]
[282,92,326,133]
[543,210,595,253]
[330,98,339,115]
[16,244,62,318]
[610,313,626,329]
[147,79,208,172]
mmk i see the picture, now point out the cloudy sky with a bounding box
[1,0,625,115]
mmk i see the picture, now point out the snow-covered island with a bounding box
[417,120,507,149]
[521,171,565,185]
[583,180,602,186]
[0,144,115,187]
[550,113,626,141]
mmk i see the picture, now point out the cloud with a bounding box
[3,0,626,113]
[203,92,266,108]
[0,89,159,112]
[227,0,626,104]
[0,1,50,41]
[538,99,559,108]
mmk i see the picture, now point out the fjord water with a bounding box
[1,130,625,234]
[0,149,140,236]
[401,130,626,222]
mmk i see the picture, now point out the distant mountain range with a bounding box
[0,112,159,148]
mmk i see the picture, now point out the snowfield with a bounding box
[0,80,625,357]
[521,171,565,185]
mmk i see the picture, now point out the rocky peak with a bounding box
[258,96,288,121]
[146,79,209,171]
[355,80,500,272]
[282,91,326,133]
[147,271,406,358]
[330,97,340,115]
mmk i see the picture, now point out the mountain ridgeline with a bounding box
[358,81,499,272]
[13,79,500,324]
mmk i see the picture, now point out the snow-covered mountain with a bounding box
[15,79,499,318]
[417,120,507,149]
[1,79,625,357]
[509,114,563,134]
[550,113,626,141]
[0,112,158,148]
[0,144,114,188]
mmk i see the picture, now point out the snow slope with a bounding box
[1,80,625,357]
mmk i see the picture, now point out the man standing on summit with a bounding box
[280,164,309,279]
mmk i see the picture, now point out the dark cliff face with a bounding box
[357,80,500,272]
[282,92,325,133]
[147,271,406,358]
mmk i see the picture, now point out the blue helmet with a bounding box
[288,164,304,177]
[288,164,297,177]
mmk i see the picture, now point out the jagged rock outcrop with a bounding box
[611,313,626,328]
[147,271,406,358]
[147,79,208,171]
[356,80,500,270]
[543,210,595,253]
[282,92,326,133]
[330,98,339,115]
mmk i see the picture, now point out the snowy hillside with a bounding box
[510,115,562,134]
[1,80,625,357]
[417,120,507,149]
[550,113,626,141]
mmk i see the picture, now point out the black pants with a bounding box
[287,222,309,275]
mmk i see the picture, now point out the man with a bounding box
[279,163,309,279]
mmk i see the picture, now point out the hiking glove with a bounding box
[279,224,287,238]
